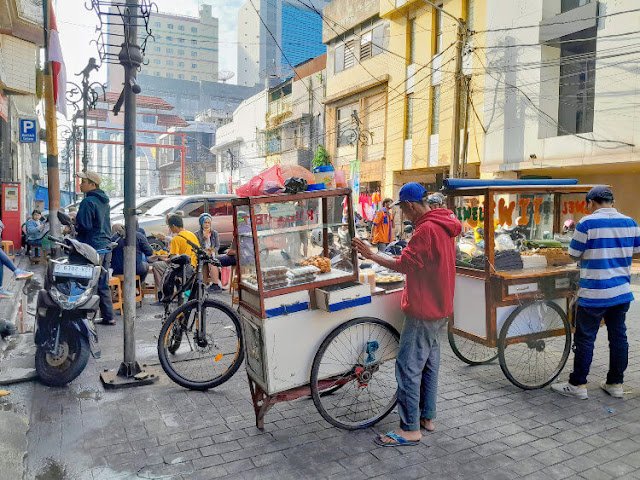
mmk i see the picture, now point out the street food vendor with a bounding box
[352,182,462,447]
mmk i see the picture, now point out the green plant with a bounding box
[312,145,331,169]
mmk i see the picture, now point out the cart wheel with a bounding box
[498,300,571,390]
[310,318,399,430]
[448,327,498,366]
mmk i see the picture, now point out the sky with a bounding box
[56,0,245,85]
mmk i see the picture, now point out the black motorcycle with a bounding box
[34,215,104,387]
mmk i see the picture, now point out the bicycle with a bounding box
[157,239,244,391]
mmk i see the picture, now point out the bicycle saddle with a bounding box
[169,254,191,266]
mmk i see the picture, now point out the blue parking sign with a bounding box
[19,119,37,143]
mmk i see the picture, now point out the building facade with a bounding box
[212,90,268,192]
[323,0,393,195]
[107,5,219,88]
[0,0,44,229]
[263,55,326,170]
[481,0,640,219]
[380,0,485,197]
[281,1,327,68]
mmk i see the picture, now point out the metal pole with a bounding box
[181,134,186,194]
[42,0,60,243]
[82,78,89,172]
[461,76,472,178]
[449,19,466,179]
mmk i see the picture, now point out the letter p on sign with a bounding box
[19,119,37,143]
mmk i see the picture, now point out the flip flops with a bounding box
[374,432,420,447]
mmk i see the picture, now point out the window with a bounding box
[192,63,197,69]
[178,38,185,43]
[558,28,596,135]
[334,43,345,72]
[142,114,156,124]
[178,25,184,31]
[405,94,414,139]
[191,27,197,33]
[561,0,589,13]
[191,39,197,46]
[178,201,205,217]
[166,36,173,42]
[178,74,184,79]
[155,72,160,76]
[155,46,161,52]
[208,200,232,216]
[372,24,385,57]
[337,105,358,147]
[191,51,198,57]
[178,61,184,67]
[167,48,174,54]
[191,75,198,81]
[360,31,373,60]
[431,85,441,134]
[434,4,443,54]
[168,23,174,29]
[167,60,174,66]
[408,18,417,64]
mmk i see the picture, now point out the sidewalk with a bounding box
[7,281,638,479]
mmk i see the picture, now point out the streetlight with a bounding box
[66,57,106,173]
[58,124,80,201]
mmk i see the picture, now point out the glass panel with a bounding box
[209,200,232,216]
[181,201,205,217]
[453,193,570,271]
[237,206,257,290]
[240,195,355,291]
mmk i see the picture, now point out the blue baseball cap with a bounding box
[392,182,427,206]
[586,185,614,203]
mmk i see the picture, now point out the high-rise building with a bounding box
[107,5,219,88]
[236,0,329,87]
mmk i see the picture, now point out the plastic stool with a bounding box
[109,277,123,315]
[1,240,15,260]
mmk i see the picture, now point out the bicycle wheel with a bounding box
[310,318,399,430]
[498,300,571,390]
[158,299,244,391]
[448,327,498,366]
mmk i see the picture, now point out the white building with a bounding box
[482,0,640,218]
[212,90,268,192]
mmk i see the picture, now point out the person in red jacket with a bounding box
[352,182,462,447]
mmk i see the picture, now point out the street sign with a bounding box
[19,119,37,143]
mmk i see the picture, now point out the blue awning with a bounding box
[443,178,579,190]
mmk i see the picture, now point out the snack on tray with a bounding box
[539,247,574,266]
[375,273,404,284]
[301,256,331,273]
[287,265,320,285]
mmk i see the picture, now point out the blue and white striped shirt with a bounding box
[569,208,640,308]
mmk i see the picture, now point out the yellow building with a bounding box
[380,0,486,197]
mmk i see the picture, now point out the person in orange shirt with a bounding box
[371,198,394,252]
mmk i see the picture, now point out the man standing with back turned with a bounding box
[353,182,461,447]
[552,186,640,399]
[76,171,115,325]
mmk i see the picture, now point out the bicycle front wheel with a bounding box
[158,299,244,391]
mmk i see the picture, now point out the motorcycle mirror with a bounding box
[57,211,72,226]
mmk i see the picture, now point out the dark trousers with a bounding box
[98,252,114,322]
[569,302,630,386]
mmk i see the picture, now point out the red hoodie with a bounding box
[394,208,462,321]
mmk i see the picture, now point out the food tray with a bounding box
[375,274,404,284]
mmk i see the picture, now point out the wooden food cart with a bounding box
[231,188,405,430]
[445,180,596,389]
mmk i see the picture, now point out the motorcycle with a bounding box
[33,213,105,387]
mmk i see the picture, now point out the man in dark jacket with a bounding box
[111,224,153,282]
[76,171,114,325]
[353,183,462,447]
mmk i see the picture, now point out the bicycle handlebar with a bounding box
[185,238,222,267]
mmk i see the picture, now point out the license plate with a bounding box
[53,264,94,279]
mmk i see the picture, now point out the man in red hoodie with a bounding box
[353,182,462,447]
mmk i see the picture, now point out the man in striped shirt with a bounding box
[552,186,640,399]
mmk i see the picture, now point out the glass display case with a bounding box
[231,188,359,318]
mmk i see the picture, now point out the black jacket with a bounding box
[76,189,112,250]
[111,232,153,276]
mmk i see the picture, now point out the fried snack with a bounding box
[301,256,332,273]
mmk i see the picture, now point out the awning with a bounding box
[444,178,579,190]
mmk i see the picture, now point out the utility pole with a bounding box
[98,0,157,389]
[42,0,60,244]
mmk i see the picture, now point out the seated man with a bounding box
[25,210,46,248]
[111,224,154,282]
[151,214,199,296]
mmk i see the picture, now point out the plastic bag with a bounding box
[284,177,308,194]
[236,165,286,197]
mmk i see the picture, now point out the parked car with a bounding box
[137,194,237,250]
[110,195,166,224]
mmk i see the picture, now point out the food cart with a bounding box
[231,188,405,430]
[444,180,597,389]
